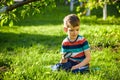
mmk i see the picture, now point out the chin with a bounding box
[72,37,77,39]
[73,36,77,38]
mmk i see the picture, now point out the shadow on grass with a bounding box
[14,15,64,26]
[0,32,66,53]
[0,31,66,75]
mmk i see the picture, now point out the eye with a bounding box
[69,30,74,32]
[77,29,79,31]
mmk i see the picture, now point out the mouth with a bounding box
[71,35,77,39]
[72,35,77,37]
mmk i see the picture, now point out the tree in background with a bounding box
[75,0,120,19]
[0,0,55,26]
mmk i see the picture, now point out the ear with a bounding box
[64,27,68,32]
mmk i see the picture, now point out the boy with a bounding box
[52,14,91,73]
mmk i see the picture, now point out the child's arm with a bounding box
[60,54,68,63]
[71,49,91,70]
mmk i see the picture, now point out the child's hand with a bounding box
[71,65,79,70]
[60,58,68,63]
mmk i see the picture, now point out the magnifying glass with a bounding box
[64,52,72,59]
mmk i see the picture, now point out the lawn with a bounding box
[0,4,120,80]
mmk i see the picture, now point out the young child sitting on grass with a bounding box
[51,14,91,73]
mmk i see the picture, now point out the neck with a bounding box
[68,35,78,43]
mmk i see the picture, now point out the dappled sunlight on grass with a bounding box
[80,16,120,25]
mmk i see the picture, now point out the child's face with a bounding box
[67,26,80,40]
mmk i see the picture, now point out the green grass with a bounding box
[0,4,120,80]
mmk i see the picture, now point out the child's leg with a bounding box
[51,63,62,71]
[51,60,82,72]
[72,66,89,73]
[51,61,73,71]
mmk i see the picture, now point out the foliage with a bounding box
[0,0,55,26]
[76,0,120,16]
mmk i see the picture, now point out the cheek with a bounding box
[67,31,72,35]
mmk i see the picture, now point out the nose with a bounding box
[73,30,77,35]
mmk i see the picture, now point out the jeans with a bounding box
[51,60,89,73]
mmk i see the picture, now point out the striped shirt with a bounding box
[61,35,90,63]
